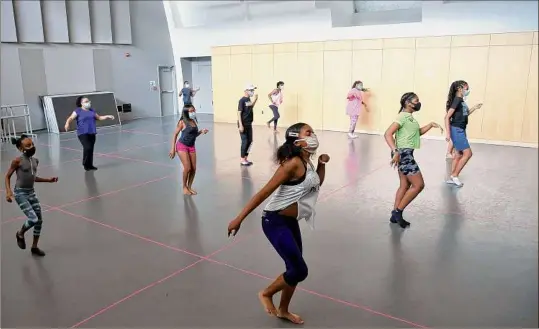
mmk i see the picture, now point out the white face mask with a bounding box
[188,112,196,120]
[82,102,91,109]
[279,85,284,90]
[356,84,363,90]
[247,90,254,97]
[296,134,319,154]
[185,84,190,88]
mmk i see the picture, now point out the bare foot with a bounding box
[183,187,192,195]
[258,291,277,316]
[277,310,304,324]
[189,188,197,195]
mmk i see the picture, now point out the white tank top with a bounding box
[264,160,321,228]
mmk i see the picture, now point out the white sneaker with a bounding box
[348,133,358,139]
[450,176,463,187]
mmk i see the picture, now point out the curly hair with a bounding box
[446,80,468,110]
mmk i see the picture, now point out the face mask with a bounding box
[188,112,196,120]
[463,89,470,97]
[24,147,36,157]
[412,102,422,112]
[297,134,319,154]
[82,102,91,109]
[248,90,254,97]
[185,84,190,88]
[356,84,363,90]
[279,85,284,90]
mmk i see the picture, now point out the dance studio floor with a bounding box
[1,114,537,327]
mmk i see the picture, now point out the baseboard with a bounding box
[331,128,538,149]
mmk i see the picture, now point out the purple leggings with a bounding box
[262,211,308,286]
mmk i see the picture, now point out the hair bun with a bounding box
[10,137,18,145]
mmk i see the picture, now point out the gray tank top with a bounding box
[15,156,38,189]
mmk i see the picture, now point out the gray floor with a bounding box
[1,114,538,328]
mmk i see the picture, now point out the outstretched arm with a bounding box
[95,113,114,121]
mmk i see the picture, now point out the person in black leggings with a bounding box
[238,84,258,166]
[267,81,284,133]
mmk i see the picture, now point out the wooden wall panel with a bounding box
[521,45,539,143]
[211,55,233,123]
[379,49,416,128]
[413,47,451,136]
[447,47,490,139]
[211,31,538,146]
[273,52,298,126]
[352,50,383,132]
[322,51,352,132]
[482,45,532,141]
[251,52,274,125]
[297,51,324,130]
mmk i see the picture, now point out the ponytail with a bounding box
[274,123,306,164]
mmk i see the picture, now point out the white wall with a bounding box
[168,1,538,58]
[164,1,538,103]
[1,1,174,131]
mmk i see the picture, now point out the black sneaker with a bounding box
[397,217,411,229]
[31,247,46,257]
[16,232,26,249]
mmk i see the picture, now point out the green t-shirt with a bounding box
[394,112,420,149]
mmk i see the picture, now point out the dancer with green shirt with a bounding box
[384,92,443,228]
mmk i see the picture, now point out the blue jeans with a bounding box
[262,211,308,286]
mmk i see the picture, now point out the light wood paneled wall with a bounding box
[211,31,539,145]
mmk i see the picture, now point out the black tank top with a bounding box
[179,121,198,147]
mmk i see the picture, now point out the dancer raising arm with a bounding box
[169,105,208,195]
[384,92,443,228]
[227,123,330,325]
[5,135,58,256]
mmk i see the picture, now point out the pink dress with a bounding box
[346,89,363,116]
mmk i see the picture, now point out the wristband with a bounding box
[318,160,327,165]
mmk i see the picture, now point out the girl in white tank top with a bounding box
[227,122,330,325]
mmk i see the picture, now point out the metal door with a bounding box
[193,63,213,114]
[158,65,177,116]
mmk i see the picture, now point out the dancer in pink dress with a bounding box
[346,80,367,139]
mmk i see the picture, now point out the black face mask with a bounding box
[24,147,36,157]
[413,102,422,111]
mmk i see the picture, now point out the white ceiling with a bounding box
[170,1,428,29]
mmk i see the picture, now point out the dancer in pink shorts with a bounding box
[169,105,209,195]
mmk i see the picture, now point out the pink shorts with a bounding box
[176,141,196,153]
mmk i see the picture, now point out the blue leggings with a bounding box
[262,211,308,287]
[14,188,43,236]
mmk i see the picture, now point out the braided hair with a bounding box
[275,122,306,164]
[446,80,468,110]
[399,92,417,112]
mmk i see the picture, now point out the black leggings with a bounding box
[239,125,253,158]
[78,133,96,169]
[267,105,280,129]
